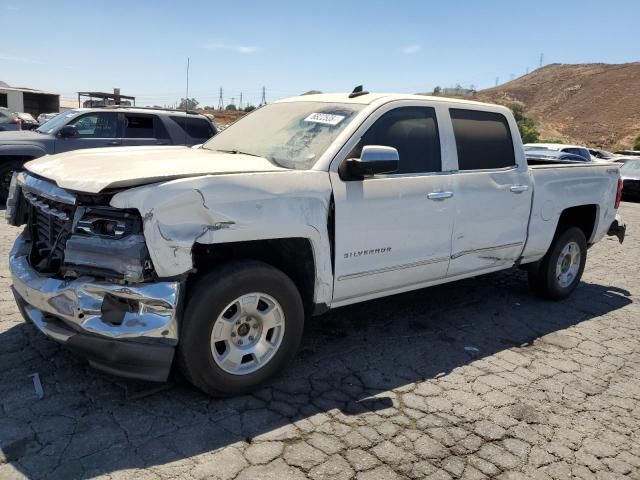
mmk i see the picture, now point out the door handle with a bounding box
[107,141,121,146]
[510,185,529,193]
[427,191,454,200]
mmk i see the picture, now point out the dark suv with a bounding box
[0,106,218,200]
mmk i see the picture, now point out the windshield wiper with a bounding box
[214,149,262,157]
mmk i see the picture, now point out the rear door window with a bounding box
[450,109,515,170]
[124,114,156,138]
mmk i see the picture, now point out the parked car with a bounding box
[526,149,591,163]
[7,92,625,396]
[15,112,39,130]
[615,150,640,157]
[0,106,218,201]
[37,112,59,125]
[620,159,640,199]
[588,148,618,161]
[524,143,592,161]
[0,108,21,131]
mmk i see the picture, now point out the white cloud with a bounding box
[400,44,421,55]
[203,42,258,54]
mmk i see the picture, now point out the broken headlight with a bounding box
[74,207,143,238]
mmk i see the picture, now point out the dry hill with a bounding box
[474,62,640,149]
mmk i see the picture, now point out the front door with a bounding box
[330,105,456,305]
[55,111,121,152]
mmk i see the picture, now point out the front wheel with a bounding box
[528,226,587,300]
[0,162,22,204]
[177,260,304,397]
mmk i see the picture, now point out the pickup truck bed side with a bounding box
[522,163,619,263]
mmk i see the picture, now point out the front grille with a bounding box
[23,190,75,273]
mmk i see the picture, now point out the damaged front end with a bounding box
[7,172,181,381]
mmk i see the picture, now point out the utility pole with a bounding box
[217,88,224,110]
[260,86,266,106]
[539,53,544,68]
[239,92,243,110]
[231,97,235,107]
[526,66,529,75]
[495,76,499,87]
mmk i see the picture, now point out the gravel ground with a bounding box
[0,202,639,480]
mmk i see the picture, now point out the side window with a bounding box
[450,109,515,170]
[563,148,590,160]
[169,116,216,141]
[358,106,441,174]
[69,112,118,138]
[124,114,155,138]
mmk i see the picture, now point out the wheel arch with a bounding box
[556,204,598,243]
[191,237,319,316]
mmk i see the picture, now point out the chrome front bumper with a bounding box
[10,232,182,381]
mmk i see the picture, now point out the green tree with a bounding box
[244,105,256,112]
[432,86,442,96]
[508,103,540,143]
[225,104,237,111]
[634,135,640,150]
[178,98,199,110]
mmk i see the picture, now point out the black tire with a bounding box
[0,162,22,204]
[528,226,587,300]
[177,260,304,397]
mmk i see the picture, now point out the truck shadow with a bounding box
[0,268,632,479]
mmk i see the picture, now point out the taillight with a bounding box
[615,177,623,209]
[12,118,21,125]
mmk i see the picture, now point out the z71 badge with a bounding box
[344,247,392,259]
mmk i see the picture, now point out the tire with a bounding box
[0,162,22,204]
[177,260,304,397]
[528,226,587,300]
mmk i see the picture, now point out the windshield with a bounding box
[203,102,364,169]
[621,160,640,174]
[36,110,82,133]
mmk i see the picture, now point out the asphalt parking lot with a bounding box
[0,202,639,480]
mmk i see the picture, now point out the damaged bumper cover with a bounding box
[10,233,182,382]
[607,213,626,244]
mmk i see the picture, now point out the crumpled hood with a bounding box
[0,130,52,144]
[25,145,287,193]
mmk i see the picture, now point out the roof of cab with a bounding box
[274,92,502,108]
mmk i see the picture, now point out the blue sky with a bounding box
[1,0,638,107]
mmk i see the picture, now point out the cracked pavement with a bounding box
[1,202,639,480]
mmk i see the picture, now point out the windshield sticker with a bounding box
[303,112,346,126]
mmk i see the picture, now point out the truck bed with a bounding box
[521,161,620,264]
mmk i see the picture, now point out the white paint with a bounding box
[24,92,622,313]
[25,146,286,193]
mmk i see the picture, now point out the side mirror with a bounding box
[341,145,399,180]
[58,125,78,138]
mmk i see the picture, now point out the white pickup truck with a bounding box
[6,92,626,396]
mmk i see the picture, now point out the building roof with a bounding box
[0,81,59,96]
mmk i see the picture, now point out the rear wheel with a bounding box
[177,260,304,397]
[528,226,587,300]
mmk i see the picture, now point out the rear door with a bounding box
[447,107,532,277]
[120,113,170,147]
[330,103,456,305]
[55,112,121,152]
